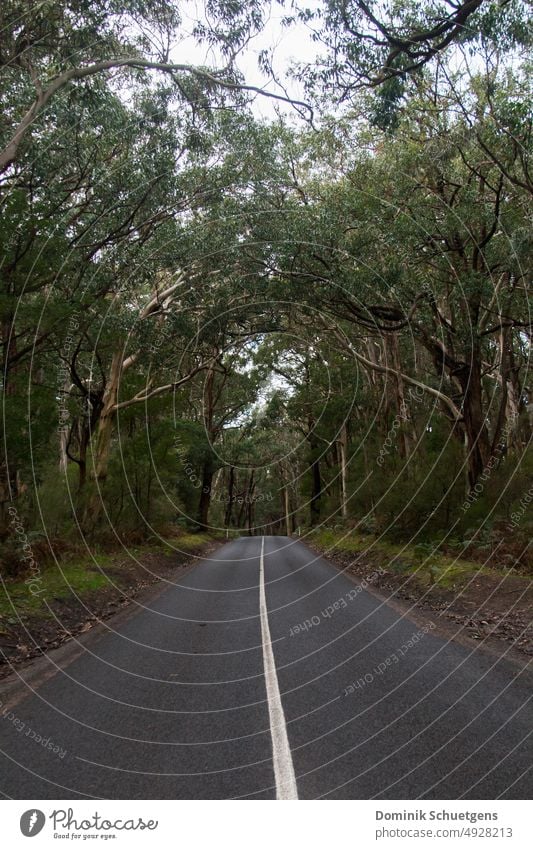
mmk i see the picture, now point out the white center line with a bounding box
[259,536,298,800]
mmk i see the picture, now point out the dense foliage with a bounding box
[1,0,531,577]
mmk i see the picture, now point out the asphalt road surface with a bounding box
[0,536,531,799]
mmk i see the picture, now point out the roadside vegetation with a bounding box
[307,527,533,654]
[0,528,215,674]
[0,1,530,654]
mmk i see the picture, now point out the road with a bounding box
[0,536,531,799]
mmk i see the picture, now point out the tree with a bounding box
[291,0,530,127]
[0,0,308,176]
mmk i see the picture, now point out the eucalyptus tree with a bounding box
[245,61,531,493]
[0,0,308,536]
[0,79,212,532]
[0,0,309,176]
[291,0,530,127]
[179,339,270,531]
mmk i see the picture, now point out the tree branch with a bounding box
[0,58,312,175]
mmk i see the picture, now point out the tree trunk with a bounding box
[0,305,20,536]
[457,351,491,490]
[77,419,89,491]
[388,333,411,461]
[338,422,348,519]
[247,476,255,536]
[197,458,214,531]
[310,445,322,525]
[59,427,69,473]
[83,351,122,526]
[224,466,235,527]
[94,352,122,483]
[281,483,291,536]
[502,327,523,452]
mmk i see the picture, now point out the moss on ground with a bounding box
[309,528,524,591]
[0,532,213,630]
[0,560,111,625]
[128,531,212,556]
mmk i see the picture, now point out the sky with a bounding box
[173,1,319,121]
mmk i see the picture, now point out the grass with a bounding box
[171,531,211,550]
[0,530,214,630]
[310,527,523,591]
[0,560,111,626]
[128,531,212,556]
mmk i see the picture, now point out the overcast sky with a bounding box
[174,1,319,121]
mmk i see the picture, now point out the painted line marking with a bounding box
[259,536,298,800]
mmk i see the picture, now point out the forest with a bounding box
[0,0,531,591]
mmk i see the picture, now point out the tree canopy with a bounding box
[0,0,531,569]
